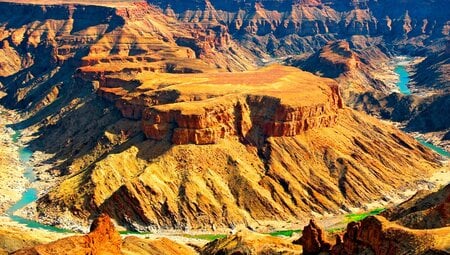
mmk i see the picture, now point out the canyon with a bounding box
[0,0,448,254]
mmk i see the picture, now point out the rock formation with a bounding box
[0,0,446,238]
[291,39,449,150]
[295,185,450,255]
[8,213,198,255]
[331,216,450,255]
[35,65,443,231]
[148,0,450,57]
[293,219,332,255]
[201,230,302,255]
[382,184,450,229]
[0,1,256,114]
[12,214,122,255]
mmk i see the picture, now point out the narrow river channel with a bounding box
[6,130,68,233]
[392,57,449,158]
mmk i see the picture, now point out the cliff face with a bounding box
[92,65,343,145]
[0,0,446,235]
[36,65,442,231]
[148,0,450,57]
[0,1,256,114]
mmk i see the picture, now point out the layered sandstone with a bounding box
[0,0,256,115]
[91,65,343,145]
[125,65,344,145]
[36,66,442,231]
[149,0,450,57]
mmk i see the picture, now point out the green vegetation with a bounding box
[345,208,385,223]
[268,229,302,237]
[326,227,345,234]
[182,234,227,241]
[120,208,385,240]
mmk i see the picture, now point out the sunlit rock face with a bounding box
[148,0,450,56]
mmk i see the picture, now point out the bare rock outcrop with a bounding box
[382,184,450,229]
[149,0,450,56]
[294,219,332,255]
[94,65,344,145]
[331,216,450,255]
[12,214,122,255]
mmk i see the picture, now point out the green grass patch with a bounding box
[326,227,345,234]
[345,208,385,223]
[268,229,302,237]
[182,234,227,241]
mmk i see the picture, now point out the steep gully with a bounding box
[3,59,449,233]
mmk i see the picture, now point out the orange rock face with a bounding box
[331,216,450,255]
[294,219,332,255]
[93,65,344,145]
[12,214,121,255]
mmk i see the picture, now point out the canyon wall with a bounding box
[148,0,450,56]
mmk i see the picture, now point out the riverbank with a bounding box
[379,56,450,154]
[0,108,27,215]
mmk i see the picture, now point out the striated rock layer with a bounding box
[0,1,257,115]
[149,0,450,57]
[36,65,442,231]
[0,0,446,235]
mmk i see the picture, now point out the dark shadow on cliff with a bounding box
[0,2,124,32]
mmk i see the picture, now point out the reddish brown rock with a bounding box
[331,216,450,255]
[12,214,121,255]
[294,219,332,255]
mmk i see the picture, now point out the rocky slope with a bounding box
[293,185,450,255]
[33,65,443,232]
[382,184,450,229]
[8,186,450,255]
[0,0,447,236]
[289,39,450,150]
[287,40,392,96]
[0,1,256,115]
[201,230,302,254]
